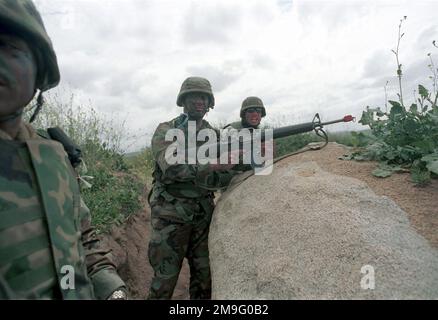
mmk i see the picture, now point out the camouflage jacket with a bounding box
[0,122,125,300]
[223,121,259,172]
[223,120,277,171]
[149,115,235,222]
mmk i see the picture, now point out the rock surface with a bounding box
[209,161,438,299]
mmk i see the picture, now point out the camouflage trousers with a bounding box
[147,198,214,300]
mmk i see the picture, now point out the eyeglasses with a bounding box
[246,107,263,114]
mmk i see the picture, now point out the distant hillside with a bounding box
[124,150,143,158]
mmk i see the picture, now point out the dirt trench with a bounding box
[100,199,190,300]
[101,143,437,299]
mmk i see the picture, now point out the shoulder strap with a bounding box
[36,128,51,140]
[37,127,83,168]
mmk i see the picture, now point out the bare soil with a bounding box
[100,193,191,300]
[102,143,437,299]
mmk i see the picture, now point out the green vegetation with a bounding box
[347,17,438,184]
[327,130,372,148]
[125,147,155,186]
[26,93,145,232]
[274,133,315,157]
[272,130,372,158]
[354,87,438,184]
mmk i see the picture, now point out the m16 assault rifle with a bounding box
[266,113,355,143]
[172,113,355,167]
[221,113,355,147]
[223,113,356,167]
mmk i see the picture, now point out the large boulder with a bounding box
[209,161,438,299]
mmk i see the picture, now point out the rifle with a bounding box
[221,113,355,146]
[268,113,355,142]
[171,113,355,166]
[223,113,355,167]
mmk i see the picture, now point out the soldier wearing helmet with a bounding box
[148,76,238,299]
[224,96,275,171]
[0,0,126,299]
[225,96,267,130]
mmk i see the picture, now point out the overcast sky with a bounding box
[33,0,438,151]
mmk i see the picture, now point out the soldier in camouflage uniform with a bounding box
[0,0,126,299]
[224,96,267,130]
[148,77,237,299]
[224,96,274,171]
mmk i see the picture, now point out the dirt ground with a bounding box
[101,198,191,300]
[102,143,437,300]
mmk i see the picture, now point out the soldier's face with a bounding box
[183,92,209,120]
[244,108,262,127]
[0,28,37,118]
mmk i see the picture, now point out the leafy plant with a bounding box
[353,17,438,184]
[25,91,146,232]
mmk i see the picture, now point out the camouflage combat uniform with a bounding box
[0,123,125,299]
[148,79,235,300]
[224,97,269,172]
[0,0,125,299]
[224,96,267,131]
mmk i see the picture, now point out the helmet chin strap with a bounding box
[29,91,44,123]
[0,90,43,124]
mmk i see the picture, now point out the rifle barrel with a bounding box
[320,115,355,126]
[272,122,315,139]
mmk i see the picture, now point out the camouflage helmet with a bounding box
[240,96,266,118]
[0,0,60,91]
[176,77,215,109]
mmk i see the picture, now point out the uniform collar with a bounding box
[0,121,38,141]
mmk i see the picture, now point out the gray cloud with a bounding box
[296,1,371,31]
[182,3,243,45]
[31,0,438,151]
[251,52,277,70]
[186,64,243,93]
[276,0,293,12]
[415,25,438,52]
[362,50,394,80]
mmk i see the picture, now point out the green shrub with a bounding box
[357,93,438,184]
[274,133,315,157]
[125,147,155,186]
[25,92,145,232]
[351,17,438,184]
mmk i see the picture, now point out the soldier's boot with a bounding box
[148,274,180,300]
